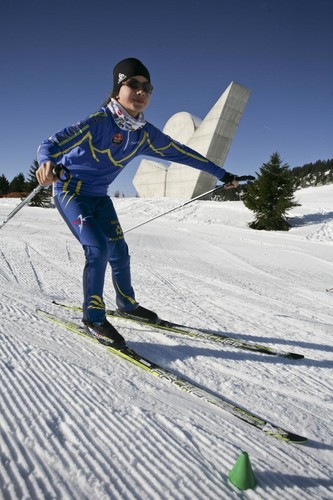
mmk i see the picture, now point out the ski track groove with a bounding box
[1,362,74,498]
[0,248,19,284]
[135,247,332,345]
[1,238,83,300]
[0,321,283,498]
[1,337,147,498]
[182,353,332,442]
[2,196,333,499]
[160,396,332,499]
[2,316,332,500]
[124,412,223,498]
[3,334,125,477]
[133,231,333,340]
[135,260,223,331]
[1,331,234,500]
[207,356,333,406]
[24,242,44,293]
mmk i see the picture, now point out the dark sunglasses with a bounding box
[123,78,154,94]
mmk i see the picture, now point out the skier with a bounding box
[36,57,238,347]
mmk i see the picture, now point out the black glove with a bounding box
[220,171,238,184]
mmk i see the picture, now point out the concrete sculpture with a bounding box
[133,81,250,198]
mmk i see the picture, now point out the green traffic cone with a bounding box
[228,451,257,491]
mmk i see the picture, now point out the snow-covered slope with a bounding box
[1,185,333,499]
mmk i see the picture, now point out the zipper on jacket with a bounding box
[123,131,130,151]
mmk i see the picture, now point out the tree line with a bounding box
[1,155,332,231]
[2,157,332,201]
[0,160,51,207]
[290,158,333,188]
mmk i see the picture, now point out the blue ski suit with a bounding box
[37,106,226,322]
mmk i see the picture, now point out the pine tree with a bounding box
[0,174,10,195]
[242,152,299,231]
[9,172,26,193]
[25,159,52,207]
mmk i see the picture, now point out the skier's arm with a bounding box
[143,125,238,187]
[36,111,106,167]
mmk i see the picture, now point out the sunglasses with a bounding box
[123,78,154,94]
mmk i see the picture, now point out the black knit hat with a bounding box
[112,58,151,95]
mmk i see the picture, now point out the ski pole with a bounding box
[0,185,44,229]
[0,164,68,230]
[124,175,254,234]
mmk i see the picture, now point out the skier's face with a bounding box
[116,75,152,117]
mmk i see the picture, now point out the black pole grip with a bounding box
[52,164,71,181]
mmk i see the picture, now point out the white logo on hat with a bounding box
[118,73,127,84]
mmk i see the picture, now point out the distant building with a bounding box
[133,81,251,199]
[2,192,28,198]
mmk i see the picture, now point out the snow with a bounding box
[1,184,333,499]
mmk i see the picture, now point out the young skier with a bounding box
[36,57,238,347]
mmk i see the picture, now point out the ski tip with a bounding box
[264,423,307,443]
[266,430,307,443]
[286,353,304,360]
[286,432,308,443]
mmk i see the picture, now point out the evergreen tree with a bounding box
[25,159,52,207]
[9,172,26,193]
[242,152,299,231]
[0,174,10,195]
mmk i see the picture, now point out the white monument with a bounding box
[133,81,250,199]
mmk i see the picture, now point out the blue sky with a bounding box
[0,0,332,195]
